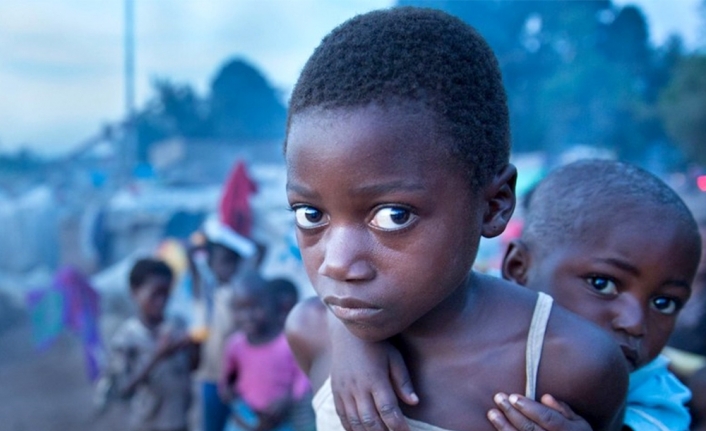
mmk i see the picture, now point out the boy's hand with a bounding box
[329,315,418,431]
[488,393,592,431]
[155,333,190,359]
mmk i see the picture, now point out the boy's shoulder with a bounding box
[475,276,628,430]
[540,301,629,430]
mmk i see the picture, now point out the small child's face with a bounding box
[230,287,269,337]
[133,275,172,324]
[517,208,699,371]
[285,105,488,342]
[209,244,241,284]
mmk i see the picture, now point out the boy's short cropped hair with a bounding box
[523,159,701,253]
[287,6,510,188]
[129,258,173,292]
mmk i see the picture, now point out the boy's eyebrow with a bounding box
[286,182,318,199]
[286,180,426,198]
[348,181,426,196]
[596,258,640,276]
[596,257,692,291]
[666,281,692,292]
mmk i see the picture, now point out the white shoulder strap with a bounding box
[525,292,553,400]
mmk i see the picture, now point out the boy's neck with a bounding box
[399,272,480,343]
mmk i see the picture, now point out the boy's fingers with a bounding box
[501,393,591,431]
[539,394,577,420]
[356,392,392,431]
[487,408,520,431]
[371,385,411,431]
[493,393,549,431]
[388,348,419,406]
[333,392,355,431]
[334,391,387,431]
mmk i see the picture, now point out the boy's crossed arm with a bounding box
[328,313,418,431]
[329,316,620,431]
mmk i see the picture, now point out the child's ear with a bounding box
[481,164,517,239]
[502,239,530,286]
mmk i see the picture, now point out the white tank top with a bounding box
[312,292,554,431]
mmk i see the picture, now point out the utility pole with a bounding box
[123,0,136,184]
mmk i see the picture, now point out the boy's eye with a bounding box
[586,276,618,295]
[652,297,680,315]
[293,206,328,229]
[369,206,417,231]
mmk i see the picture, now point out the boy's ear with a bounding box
[481,164,517,239]
[502,239,530,286]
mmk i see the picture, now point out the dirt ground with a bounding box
[0,316,128,431]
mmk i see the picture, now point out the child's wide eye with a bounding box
[586,276,618,295]
[652,297,680,315]
[293,206,328,229]
[369,206,417,231]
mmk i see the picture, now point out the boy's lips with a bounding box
[324,296,382,322]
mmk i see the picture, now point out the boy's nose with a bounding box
[611,294,646,338]
[318,225,374,282]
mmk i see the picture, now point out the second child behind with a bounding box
[219,271,311,431]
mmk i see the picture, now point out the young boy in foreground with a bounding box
[284,7,628,431]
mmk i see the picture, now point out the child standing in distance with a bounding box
[283,7,628,431]
[193,216,262,431]
[333,159,700,431]
[106,258,197,431]
[219,271,311,431]
[266,277,316,431]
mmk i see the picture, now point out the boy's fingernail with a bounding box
[493,393,510,409]
[410,392,419,403]
[509,394,520,406]
[487,409,500,423]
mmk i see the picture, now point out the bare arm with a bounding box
[328,313,418,431]
[119,333,191,396]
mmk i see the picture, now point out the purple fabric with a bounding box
[26,266,103,381]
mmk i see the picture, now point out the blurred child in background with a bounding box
[267,277,299,326]
[193,159,264,431]
[219,271,311,431]
[105,258,198,431]
[193,217,261,431]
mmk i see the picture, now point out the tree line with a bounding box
[133,0,705,170]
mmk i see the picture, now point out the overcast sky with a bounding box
[0,0,702,157]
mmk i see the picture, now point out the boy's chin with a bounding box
[342,320,394,343]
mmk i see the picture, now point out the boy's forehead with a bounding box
[533,198,693,251]
[287,103,458,160]
[285,104,471,192]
